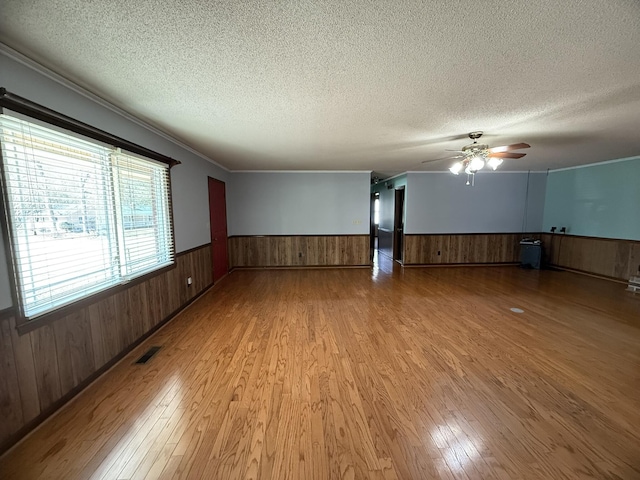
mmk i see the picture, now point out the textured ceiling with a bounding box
[1,0,640,177]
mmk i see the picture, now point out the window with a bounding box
[374,195,380,225]
[0,114,174,319]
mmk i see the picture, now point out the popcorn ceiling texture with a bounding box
[1,0,640,175]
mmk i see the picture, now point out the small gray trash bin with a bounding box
[520,240,542,269]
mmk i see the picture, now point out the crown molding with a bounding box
[548,155,640,173]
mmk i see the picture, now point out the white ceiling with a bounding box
[1,0,640,177]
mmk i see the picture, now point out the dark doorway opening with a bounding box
[370,192,380,262]
[393,187,405,263]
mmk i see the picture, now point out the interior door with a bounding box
[393,187,405,262]
[208,177,228,282]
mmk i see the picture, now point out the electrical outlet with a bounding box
[187,276,192,286]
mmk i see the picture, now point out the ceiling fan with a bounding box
[423,131,530,185]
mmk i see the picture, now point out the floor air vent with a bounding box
[135,346,161,364]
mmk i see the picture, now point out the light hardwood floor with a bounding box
[1,259,639,479]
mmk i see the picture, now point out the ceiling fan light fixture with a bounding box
[449,162,463,175]
[488,157,503,170]
[469,155,485,172]
[436,132,529,182]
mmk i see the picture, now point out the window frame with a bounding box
[0,88,180,333]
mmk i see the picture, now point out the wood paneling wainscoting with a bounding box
[403,233,529,265]
[541,233,640,281]
[0,244,213,454]
[228,235,370,268]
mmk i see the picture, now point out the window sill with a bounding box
[14,262,176,336]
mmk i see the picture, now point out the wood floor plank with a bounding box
[1,262,639,480]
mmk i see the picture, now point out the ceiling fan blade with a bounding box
[488,152,527,159]
[445,149,465,153]
[421,155,463,164]
[488,142,531,153]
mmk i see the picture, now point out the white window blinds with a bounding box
[0,114,174,319]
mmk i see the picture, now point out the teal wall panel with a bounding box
[543,157,640,240]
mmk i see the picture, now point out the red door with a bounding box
[208,177,228,282]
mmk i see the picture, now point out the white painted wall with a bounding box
[227,172,371,235]
[405,172,546,234]
[0,51,229,309]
